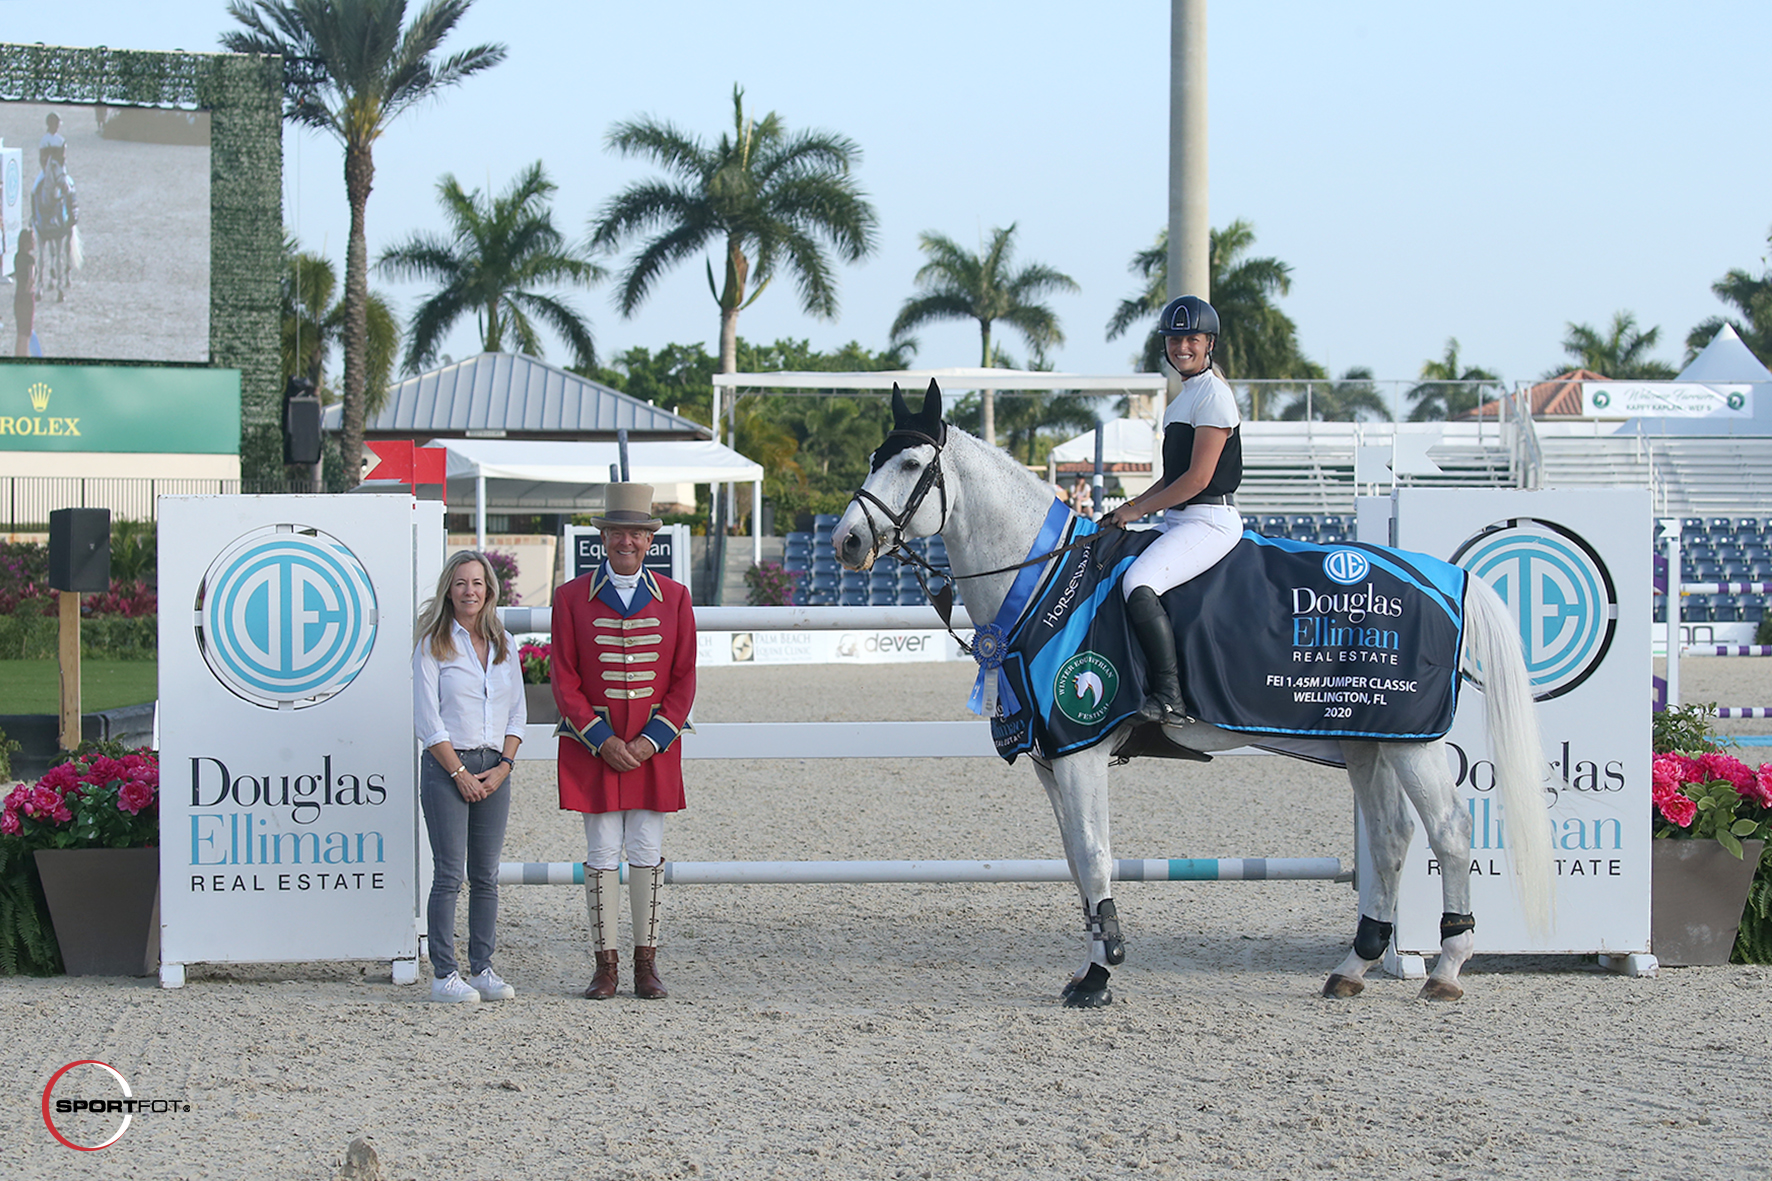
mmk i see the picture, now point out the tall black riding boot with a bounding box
[1126,585,1183,722]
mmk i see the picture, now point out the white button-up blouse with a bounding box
[412,620,528,751]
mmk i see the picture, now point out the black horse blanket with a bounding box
[979,512,1468,763]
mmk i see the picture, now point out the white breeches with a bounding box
[1121,503,1243,596]
[583,809,665,870]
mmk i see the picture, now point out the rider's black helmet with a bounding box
[1157,295,1219,337]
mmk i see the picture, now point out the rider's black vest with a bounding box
[1161,422,1242,503]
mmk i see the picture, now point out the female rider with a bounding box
[1100,296,1242,722]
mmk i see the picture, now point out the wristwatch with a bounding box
[498,755,516,770]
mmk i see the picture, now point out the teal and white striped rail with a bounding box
[497,857,1345,886]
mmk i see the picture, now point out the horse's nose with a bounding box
[834,523,868,570]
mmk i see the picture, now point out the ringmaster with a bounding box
[551,483,695,999]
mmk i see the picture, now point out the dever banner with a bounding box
[1386,489,1650,955]
[158,496,434,985]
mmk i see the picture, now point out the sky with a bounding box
[5,0,1770,392]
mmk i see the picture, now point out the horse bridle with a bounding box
[847,425,951,566]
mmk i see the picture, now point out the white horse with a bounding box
[834,381,1552,1007]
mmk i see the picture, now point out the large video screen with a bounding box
[1,100,210,363]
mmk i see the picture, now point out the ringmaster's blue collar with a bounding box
[968,498,1081,716]
[589,561,662,617]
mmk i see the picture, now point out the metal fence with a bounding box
[2,477,241,529]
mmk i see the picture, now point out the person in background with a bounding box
[12,228,35,357]
[1071,474,1095,519]
[413,550,526,1004]
[1101,295,1242,722]
[551,483,696,1000]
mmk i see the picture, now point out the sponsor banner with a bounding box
[1385,489,1650,954]
[564,523,689,588]
[1582,381,1753,418]
[0,363,240,453]
[158,496,437,974]
[698,628,968,666]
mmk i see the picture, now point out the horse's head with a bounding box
[834,379,947,571]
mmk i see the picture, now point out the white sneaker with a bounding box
[467,967,515,1001]
[430,971,482,1003]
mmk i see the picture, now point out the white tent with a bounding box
[1048,418,1159,466]
[444,438,766,562]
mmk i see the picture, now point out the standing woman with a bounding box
[1100,296,1242,722]
[413,551,526,1003]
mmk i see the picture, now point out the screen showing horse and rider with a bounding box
[0,100,210,363]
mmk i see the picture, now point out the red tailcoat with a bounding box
[551,564,696,815]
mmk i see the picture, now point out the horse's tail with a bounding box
[68,225,82,271]
[1460,576,1553,936]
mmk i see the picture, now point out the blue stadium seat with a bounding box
[813,513,841,531]
[1713,597,1741,622]
[897,586,926,606]
[1684,593,1714,622]
[808,588,838,606]
[1261,516,1287,535]
[868,587,899,606]
[1653,594,1666,624]
[1738,594,1765,624]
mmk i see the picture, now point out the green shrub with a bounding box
[0,615,157,661]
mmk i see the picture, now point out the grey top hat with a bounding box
[592,482,663,530]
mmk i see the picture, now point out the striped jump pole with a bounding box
[1715,708,1772,719]
[497,857,1345,886]
[1682,646,1772,657]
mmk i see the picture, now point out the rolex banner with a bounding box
[157,496,441,986]
[1383,489,1650,956]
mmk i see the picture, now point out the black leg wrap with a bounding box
[1353,915,1394,961]
[1440,912,1476,941]
[1086,898,1126,965]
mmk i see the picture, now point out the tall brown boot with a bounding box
[582,866,620,999]
[631,862,667,998]
[632,945,668,999]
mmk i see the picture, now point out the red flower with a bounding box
[36,763,78,791]
[1751,765,1772,810]
[86,756,128,786]
[1657,792,1698,828]
[0,810,19,835]
[1651,755,1683,800]
[117,779,155,815]
[1696,752,1755,794]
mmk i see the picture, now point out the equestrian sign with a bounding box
[1386,489,1649,956]
[158,495,440,986]
[1581,382,1752,418]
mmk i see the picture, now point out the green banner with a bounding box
[0,364,240,454]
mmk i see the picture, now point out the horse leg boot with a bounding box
[630,862,668,999]
[1125,586,1183,722]
[582,867,620,999]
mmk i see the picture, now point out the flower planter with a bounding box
[1651,839,1765,966]
[525,683,559,727]
[33,847,161,976]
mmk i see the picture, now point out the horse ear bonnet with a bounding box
[871,380,946,472]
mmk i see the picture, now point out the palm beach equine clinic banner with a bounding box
[158,496,436,987]
[1383,489,1650,956]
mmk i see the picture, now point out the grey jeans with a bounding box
[419,747,512,979]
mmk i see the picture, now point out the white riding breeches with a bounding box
[1121,503,1243,597]
[583,809,665,870]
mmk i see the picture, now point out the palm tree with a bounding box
[1552,311,1676,379]
[1106,221,1315,384]
[222,0,506,484]
[280,235,397,414]
[890,224,1079,446]
[377,162,602,373]
[1278,367,1391,422]
[591,86,879,401]
[1687,236,1772,364]
[1407,339,1499,421]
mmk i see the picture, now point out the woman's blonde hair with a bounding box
[414,551,510,664]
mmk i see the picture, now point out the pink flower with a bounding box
[1751,765,1772,810]
[36,763,78,791]
[117,780,154,815]
[86,756,128,786]
[1657,792,1698,828]
[0,810,18,835]
[1651,755,1684,800]
[1696,752,1755,793]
